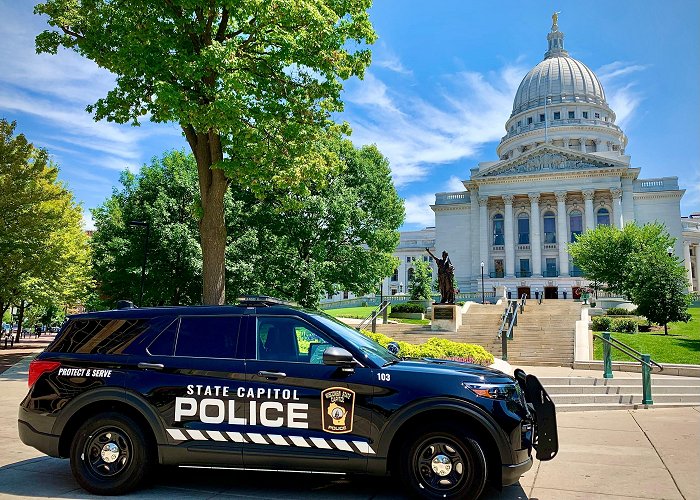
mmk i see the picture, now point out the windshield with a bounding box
[311,313,399,367]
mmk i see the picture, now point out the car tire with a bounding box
[399,426,488,499]
[69,412,151,495]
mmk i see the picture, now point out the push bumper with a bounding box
[514,369,559,461]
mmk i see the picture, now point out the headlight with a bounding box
[463,382,520,401]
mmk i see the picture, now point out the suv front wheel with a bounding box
[400,426,488,499]
[70,412,150,495]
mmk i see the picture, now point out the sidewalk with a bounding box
[0,356,698,499]
[0,332,56,374]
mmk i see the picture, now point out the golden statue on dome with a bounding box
[552,11,560,29]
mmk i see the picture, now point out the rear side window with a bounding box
[52,319,150,354]
[175,316,241,358]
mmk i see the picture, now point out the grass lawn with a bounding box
[324,306,431,325]
[593,306,700,365]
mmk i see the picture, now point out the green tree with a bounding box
[0,119,91,340]
[90,151,204,307]
[409,260,433,302]
[569,222,691,333]
[227,137,403,307]
[36,0,376,305]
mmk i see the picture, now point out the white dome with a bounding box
[511,56,607,116]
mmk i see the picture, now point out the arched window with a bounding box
[543,211,556,243]
[597,208,610,226]
[493,214,504,245]
[517,213,530,245]
[570,210,583,242]
[407,268,414,282]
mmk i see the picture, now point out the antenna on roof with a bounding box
[236,296,298,307]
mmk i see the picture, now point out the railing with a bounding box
[357,300,390,333]
[489,272,505,278]
[498,294,527,361]
[593,332,663,405]
[434,192,470,205]
[634,177,680,192]
[515,271,532,277]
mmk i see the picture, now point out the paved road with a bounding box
[1,356,698,499]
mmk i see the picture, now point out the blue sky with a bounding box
[1,0,698,230]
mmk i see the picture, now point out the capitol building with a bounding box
[389,17,699,300]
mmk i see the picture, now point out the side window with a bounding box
[175,316,241,358]
[147,318,179,356]
[257,317,339,364]
[52,318,150,354]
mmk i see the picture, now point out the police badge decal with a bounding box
[321,387,355,433]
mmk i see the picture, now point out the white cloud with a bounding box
[372,42,412,75]
[403,193,436,228]
[597,61,646,129]
[343,64,526,187]
[445,175,466,192]
[82,210,96,231]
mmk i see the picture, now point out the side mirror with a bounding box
[387,342,400,356]
[323,347,358,370]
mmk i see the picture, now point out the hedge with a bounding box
[591,316,611,332]
[606,307,630,316]
[391,303,425,313]
[360,330,494,366]
[591,316,638,333]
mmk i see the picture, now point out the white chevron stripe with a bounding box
[268,434,289,446]
[331,439,353,452]
[206,431,227,442]
[309,437,332,449]
[289,436,311,447]
[187,430,207,440]
[247,433,269,444]
[352,441,376,455]
[226,432,247,443]
[167,429,187,441]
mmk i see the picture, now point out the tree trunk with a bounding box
[664,322,668,335]
[14,300,25,343]
[183,126,227,305]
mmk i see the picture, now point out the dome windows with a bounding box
[568,111,575,119]
[582,111,589,119]
[554,111,561,120]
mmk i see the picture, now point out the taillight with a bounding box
[28,360,61,387]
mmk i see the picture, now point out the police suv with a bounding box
[19,297,557,499]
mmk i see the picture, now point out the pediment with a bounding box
[475,145,625,179]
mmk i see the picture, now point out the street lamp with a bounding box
[399,282,403,294]
[129,220,150,307]
[480,261,485,304]
[667,246,673,257]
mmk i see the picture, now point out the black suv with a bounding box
[19,297,557,499]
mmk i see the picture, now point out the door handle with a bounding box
[257,370,286,379]
[138,362,164,370]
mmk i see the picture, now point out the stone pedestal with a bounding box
[431,304,462,332]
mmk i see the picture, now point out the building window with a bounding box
[407,268,414,282]
[518,259,531,277]
[539,113,545,122]
[494,259,504,278]
[594,112,600,119]
[517,120,522,127]
[406,256,411,263]
[582,111,589,119]
[493,213,505,245]
[597,208,610,226]
[343,291,349,299]
[543,211,556,243]
[518,213,530,245]
[570,210,583,242]
[553,111,561,120]
[527,117,533,125]
[391,268,398,282]
[568,111,575,119]
[546,258,557,277]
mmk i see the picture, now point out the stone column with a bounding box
[695,245,700,292]
[555,191,569,276]
[580,138,586,152]
[621,176,635,224]
[529,193,542,276]
[583,189,595,231]
[503,194,515,277]
[683,241,693,289]
[610,188,623,228]
[469,187,480,282]
[479,196,489,276]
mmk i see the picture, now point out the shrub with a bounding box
[637,321,652,332]
[391,302,425,314]
[606,307,630,316]
[359,330,494,365]
[591,316,612,332]
[611,318,638,334]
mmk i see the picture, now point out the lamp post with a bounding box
[480,261,485,304]
[666,246,673,257]
[129,220,150,307]
[399,282,403,294]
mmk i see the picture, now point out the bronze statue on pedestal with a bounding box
[426,248,455,304]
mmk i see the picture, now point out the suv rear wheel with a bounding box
[69,412,150,495]
[399,426,487,499]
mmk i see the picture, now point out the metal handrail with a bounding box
[593,332,663,405]
[593,334,663,371]
[357,300,390,332]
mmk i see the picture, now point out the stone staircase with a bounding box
[375,301,581,366]
[541,376,700,411]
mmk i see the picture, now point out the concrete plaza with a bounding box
[0,356,698,499]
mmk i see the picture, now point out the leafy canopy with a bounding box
[409,260,433,302]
